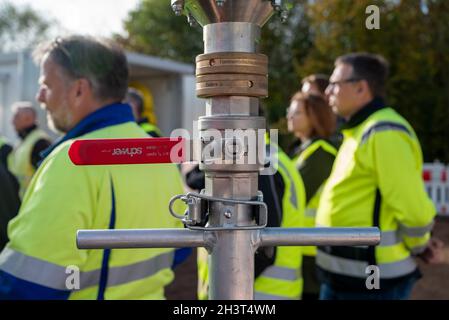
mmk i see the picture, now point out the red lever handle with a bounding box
[68,138,187,165]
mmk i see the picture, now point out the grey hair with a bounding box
[12,101,37,118]
[33,35,129,102]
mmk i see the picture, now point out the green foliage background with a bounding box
[118,0,449,162]
[0,1,51,52]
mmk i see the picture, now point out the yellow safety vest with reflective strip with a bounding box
[296,140,337,257]
[197,143,306,300]
[8,128,49,199]
[316,107,436,284]
[254,144,305,300]
[140,122,162,137]
[1,122,185,299]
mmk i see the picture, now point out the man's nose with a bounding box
[36,88,45,103]
[325,84,333,97]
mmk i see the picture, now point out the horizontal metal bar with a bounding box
[77,229,207,249]
[259,227,381,247]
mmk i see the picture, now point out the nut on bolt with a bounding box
[224,209,233,219]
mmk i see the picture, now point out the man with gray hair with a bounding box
[0,35,185,299]
[9,101,51,198]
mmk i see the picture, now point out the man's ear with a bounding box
[75,78,91,98]
[355,80,365,95]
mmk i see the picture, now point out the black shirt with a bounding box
[0,143,12,167]
[0,163,20,250]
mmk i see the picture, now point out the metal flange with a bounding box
[196,74,268,97]
[196,52,268,76]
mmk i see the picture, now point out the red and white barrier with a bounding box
[423,163,449,216]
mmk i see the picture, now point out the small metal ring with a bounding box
[168,194,188,220]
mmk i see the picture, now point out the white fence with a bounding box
[423,162,449,216]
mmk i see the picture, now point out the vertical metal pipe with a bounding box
[209,230,256,299]
[202,20,263,300]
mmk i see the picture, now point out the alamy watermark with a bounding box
[64,264,381,291]
[170,124,279,175]
[65,265,80,290]
[365,265,380,290]
[366,5,380,30]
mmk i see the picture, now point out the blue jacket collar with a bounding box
[40,103,134,162]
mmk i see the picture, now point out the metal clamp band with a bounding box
[169,192,268,231]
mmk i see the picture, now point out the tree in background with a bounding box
[116,0,203,63]
[121,0,449,162]
[0,1,51,53]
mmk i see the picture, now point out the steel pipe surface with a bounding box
[77,229,207,249]
[259,227,381,247]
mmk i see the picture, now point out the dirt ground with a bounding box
[411,216,449,300]
[165,216,449,300]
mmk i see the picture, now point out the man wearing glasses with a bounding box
[315,52,439,300]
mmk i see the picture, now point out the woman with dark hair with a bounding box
[287,91,338,300]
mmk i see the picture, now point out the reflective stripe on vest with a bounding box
[0,247,174,290]
[277,158,298,210]
[316,249,416,279]
[360,121,411,145]
[297,139,337,164]
[254,144,304,300]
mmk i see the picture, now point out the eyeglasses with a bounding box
[328,78,363,87]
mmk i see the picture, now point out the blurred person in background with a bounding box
[124,88,162,137]
[286,91,337,300]
[8,102,51,198]
[316,52,438,300]
[301,74,330,97]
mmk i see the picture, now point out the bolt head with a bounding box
[224,209,233,219]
